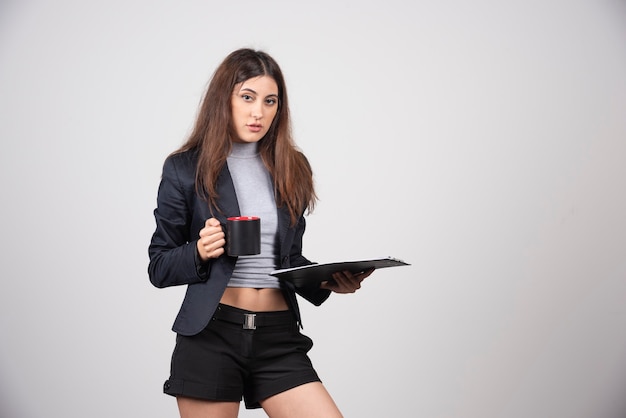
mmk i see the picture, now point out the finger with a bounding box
[333,271,358,284]
[334,270,364,285]
[332,270,353,280]
[200,223,225,239]
[331,271,349,284]
[207,228,225,240]
[201,218,222,233]
[330,274,359,293]
[201,235,226,251]
[328,274,349,291]
[352,268,374,282]
[199,239,226,259]
[207,217,221,227]
[360,267,376,279]
[207,247,225,258]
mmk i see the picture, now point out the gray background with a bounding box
[1,1,625,417]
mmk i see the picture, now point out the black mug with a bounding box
[226,216,261,256]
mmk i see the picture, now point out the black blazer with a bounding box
[148,149,330,336]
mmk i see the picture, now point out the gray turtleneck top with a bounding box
[226,142,280,288]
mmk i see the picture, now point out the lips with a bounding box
[247,124,262,133]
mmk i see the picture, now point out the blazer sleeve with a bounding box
[148,154,212,288]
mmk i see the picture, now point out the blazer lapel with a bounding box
[214,164,240,225]
[277,205,291,258]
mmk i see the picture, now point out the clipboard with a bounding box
[270,256,410,287]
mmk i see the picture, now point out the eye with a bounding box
[241,94,253,101]
[265,97,278,106]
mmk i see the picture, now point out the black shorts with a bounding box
[163,304,321,409]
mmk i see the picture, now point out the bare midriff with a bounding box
[220,287,289,312]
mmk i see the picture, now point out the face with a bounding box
[230,75,279,143]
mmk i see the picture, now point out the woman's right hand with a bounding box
[196,218,225,261]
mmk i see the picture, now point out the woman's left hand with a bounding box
[320,268,375,293]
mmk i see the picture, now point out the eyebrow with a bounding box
[239,87,278,98]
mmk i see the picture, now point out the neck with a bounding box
[230,141,259,158]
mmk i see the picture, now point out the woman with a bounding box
[148,48,373,418]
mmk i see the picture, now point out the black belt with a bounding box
[213,304,295,330]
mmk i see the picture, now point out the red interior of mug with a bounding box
[227,216,260,221]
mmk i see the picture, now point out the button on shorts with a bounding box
[163,304,321,409]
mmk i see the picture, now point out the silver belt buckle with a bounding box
[243,313,256,330]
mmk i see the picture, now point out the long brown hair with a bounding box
[174,48,317,225]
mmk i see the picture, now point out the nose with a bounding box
[251,103,263,119]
